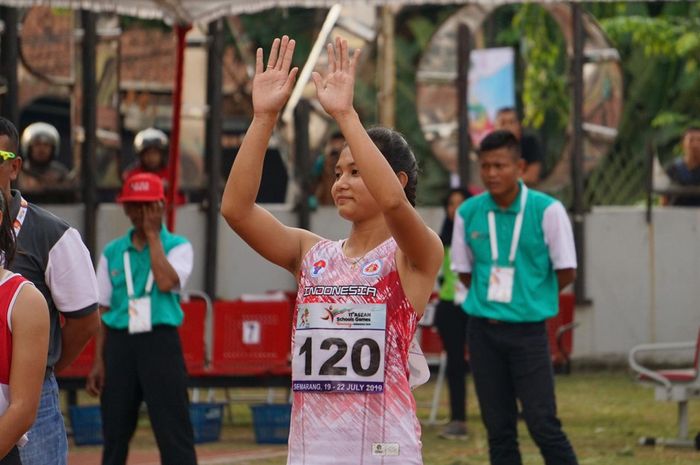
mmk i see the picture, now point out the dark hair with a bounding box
[367,127,418,206]
[496,107,519,119]
[0,117,19,153]
[479,129,521,160]
[0,193,16,266]
[442,187,471,209]
[440,187,471,246]
[684,126,700,136]
[329,130,344,142]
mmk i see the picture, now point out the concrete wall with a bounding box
[43,203,699,362]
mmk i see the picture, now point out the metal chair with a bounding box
[628,328,700,449]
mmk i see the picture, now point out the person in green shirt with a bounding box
[434,187,470,440]
[86,173,196,465]
[451,130,578,465]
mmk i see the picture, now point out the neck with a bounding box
[345,217,391,257]
[131,228,148,250]
[684,154,700,170]
[491,182,521,209]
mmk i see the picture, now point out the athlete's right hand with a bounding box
[252,35,298,117]
[86,360,105,397]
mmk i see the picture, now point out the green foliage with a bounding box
[512,5,568,130]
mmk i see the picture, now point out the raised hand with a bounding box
[312,36,362,119]
[253,36,298,116]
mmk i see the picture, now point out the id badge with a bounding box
[487,266,515,303]
[128,296,152,334]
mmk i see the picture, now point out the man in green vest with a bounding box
[86,173,196,465]
[451,130,578,465]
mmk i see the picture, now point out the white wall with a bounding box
[42,203,699,361]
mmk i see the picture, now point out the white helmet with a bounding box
[21,122,60,158]
[134,128,168,155]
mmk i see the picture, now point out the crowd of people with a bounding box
[0,32,698,465]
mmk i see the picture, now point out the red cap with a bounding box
[117,173,165,203]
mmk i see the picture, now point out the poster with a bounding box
[468,47,516,146]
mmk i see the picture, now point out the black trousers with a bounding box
[0,447,20,465]
[468,317,578,465]
[434,299,469,422]
[101,326,197,465]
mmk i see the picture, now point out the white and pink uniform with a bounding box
[0,273,33,431]
[288,238,422,465]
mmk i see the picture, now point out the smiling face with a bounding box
[331,148,382,222]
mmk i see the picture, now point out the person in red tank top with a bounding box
[0,163,49,464]
[221,36,444,464]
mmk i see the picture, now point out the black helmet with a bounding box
[133,128,168,155]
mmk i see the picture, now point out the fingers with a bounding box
[267,37,280,69]
[350,47,362,74]
[255,48,263,75]
[311,71,322,92]
[284,67,299,92]
[327,43,337,74]
[339,36,349,72]
[280,37,296,72]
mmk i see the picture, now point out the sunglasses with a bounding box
[0,150,17,161]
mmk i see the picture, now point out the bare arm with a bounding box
[55,310,100,373]
[459,273,472,289]
[86,306,108,397]
[0,285,49,458]
[312,38,443,277]
[556,268,576,291]
[221,36,320,275]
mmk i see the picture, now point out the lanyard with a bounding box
[13,197,28,236]
[488,185,528,264]
[123,251,154,299]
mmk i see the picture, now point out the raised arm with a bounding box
[0,284,48,458]
[311,38,442,276]
[221,36,320,274]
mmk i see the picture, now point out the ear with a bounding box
[8,158,21,182]
[396,171,409,189]
[516,158,526,176]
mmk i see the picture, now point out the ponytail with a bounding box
[0,194,16,266]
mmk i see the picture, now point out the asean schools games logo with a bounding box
[310,259,327,278]
[361,259,382,277]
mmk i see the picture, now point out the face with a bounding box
[140,147,163,171]
[494,111,522,140]
[0,135,22,194]
[123,201,154,229]
[682,130,700,163]
[479,147,524,197]
[331,148,380,221]
[446,191,467,221]
[30,141,53,164]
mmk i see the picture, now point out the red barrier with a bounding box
[59,338,96,378]
[210,299,292,376]
[179,299,207,375]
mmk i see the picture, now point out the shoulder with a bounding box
[25,203,71,236]
[102,234,129,259]
[162,230,191,250]
[527,188,559,212]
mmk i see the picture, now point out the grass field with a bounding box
[69,371,700,464]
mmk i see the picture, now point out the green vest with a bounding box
[458,183,560,322]
[101,227,189,329]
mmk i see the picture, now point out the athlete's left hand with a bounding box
[312,36,362,119]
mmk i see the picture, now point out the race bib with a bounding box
[487,266,515,303]
[292,303,386,394]
[128,296,152,334]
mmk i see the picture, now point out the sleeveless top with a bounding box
[288,238,423,465]
[0,273,33,418]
